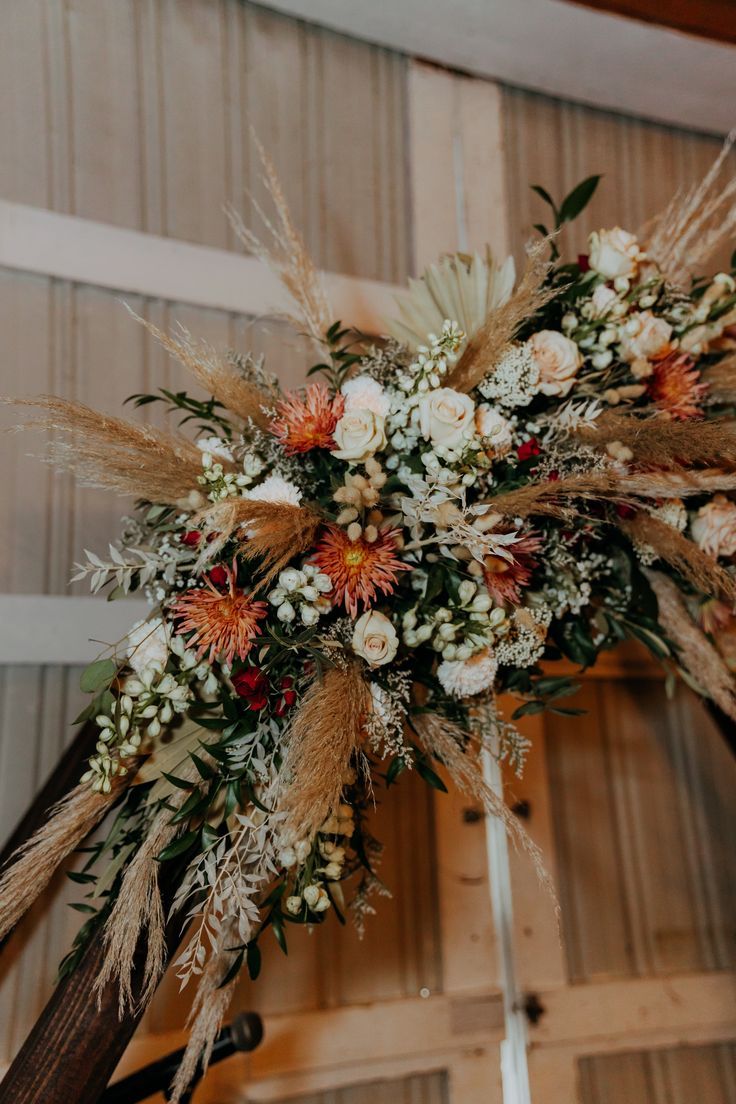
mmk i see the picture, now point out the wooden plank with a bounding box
[0,201,401,333]
[571,0,736,47]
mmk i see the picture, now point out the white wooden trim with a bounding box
[0,200,401,334]
[259,0,736,136]
[0,594,149,664]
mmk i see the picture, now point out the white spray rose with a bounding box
[529,331,583,397]
[588,283,619,318]
[588,227,642,280]
[618,311,673,362]
[352,610,399,667]
[418,388,475,450]
[341,376,390,417]
[332,409,387,462]
[691,496,736,559]
[125,618,170,674]
[475,404,513,457]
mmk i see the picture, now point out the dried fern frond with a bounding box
[575,410,736,470]
[0,771,135,942]
[278,665,370,845]
[195,497,324,585]
[226,133,331,350]
[446,239,557,393]
[620,511,736,602]
[643,134,736,287]
[414,711,558,911]
[6,396,205,507]
[126,311,275,430]
[646,570,736,720]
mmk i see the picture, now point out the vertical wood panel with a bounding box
[267,1071,449,1104]
[580,1041,736,1104]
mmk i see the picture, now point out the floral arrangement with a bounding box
[2,143,736,1099]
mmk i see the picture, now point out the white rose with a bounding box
[352,610,398,667]
[691,495,736,559]
[332,409,386,462]
[588,227,642,280]
[341,376,390,417]
[618,311,673,362]
[529,331,583,397]
[475,404,513,457]
[125,617,170,674]
[418,388,475,450]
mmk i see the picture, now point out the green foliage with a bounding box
[531,174,602,259]
[126,388,232,437]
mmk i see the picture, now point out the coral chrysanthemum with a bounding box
[647,352,708,420]
[483,531,542,606]
[171,562,267,665]
[269,382,344,454]
[312,525,410,617]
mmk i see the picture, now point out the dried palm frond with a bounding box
[386,250,516,353]
[226,133,331,351]
[278,665,370,845]
[414,711,558,911]
[575,410,736,469]
[643,134,736,287]
[646,570,736,720]
[620,511,736,602]
[127,311,275,430]
[6,396,205,507]
[446,239,557,393]
[195,497,324,585]
[94,759,200,1014]
[703,355,736,402]
[0,770,135,942]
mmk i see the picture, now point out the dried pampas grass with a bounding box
[446,240,556,394]
[278,665,370,845]
[643,134,736,288]
[646,570,736,720]
[94,760,200,1015]
[126,311,275,431]
[226,134,331,351]
[6,396,205,507]
[484,470,628,520]
[413,711,558,912]
[196,497,324,586]
[0,772,134,942]
[703,355,736,403]
[620,511,736,602]
[576,410,736,470]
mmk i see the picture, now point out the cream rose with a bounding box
[341,376,390,417]
[352,610,398,667]
[529,331,582,397]
[588,227,643,280]
[125,617,170,674]
[418,387,475,450]
[588,283,619,318]
[618,311,673,362]
[691,495,736,559]
[331,409,386,462]
[475,404,512,457]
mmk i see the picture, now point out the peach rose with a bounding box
[352,610,398,666]
[618,311,673,362]
[588,227,643,280]
[529,331,582,397]
[475,404,512,457]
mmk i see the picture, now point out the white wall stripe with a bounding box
[0,594,149,665]
[0,200,401,333]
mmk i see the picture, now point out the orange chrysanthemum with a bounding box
[312,525,410,617]
[269,382,344,454]
[171,562,268,665]
[647,352,708,421]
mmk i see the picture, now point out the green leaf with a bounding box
[79,658,117,694]
[218,948,244,989]
[246,941,262,981]
[66,871,97,885]
[69,902,98,914]
[512,700,546,719]
[530,184,558,213]
[188,752,216,780]
[386,755,407,788]
[271,911,288,956]
[161,771,196,791]
[559,175,601,225]
[415,759,448,793]
[156,829,198,863]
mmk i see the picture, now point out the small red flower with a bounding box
[181,530,201,547]
[208,564,228,588]
[274,676,298,717]
[516,437,541,462]
[232,666,270,711]
[615,502,636,520]
[577,254,590,273]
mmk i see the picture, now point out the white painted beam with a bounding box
[0,201,400,334]
[0,594,149,665]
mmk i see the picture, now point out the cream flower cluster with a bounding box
[268,564,333,627]
[402,581,505,662]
